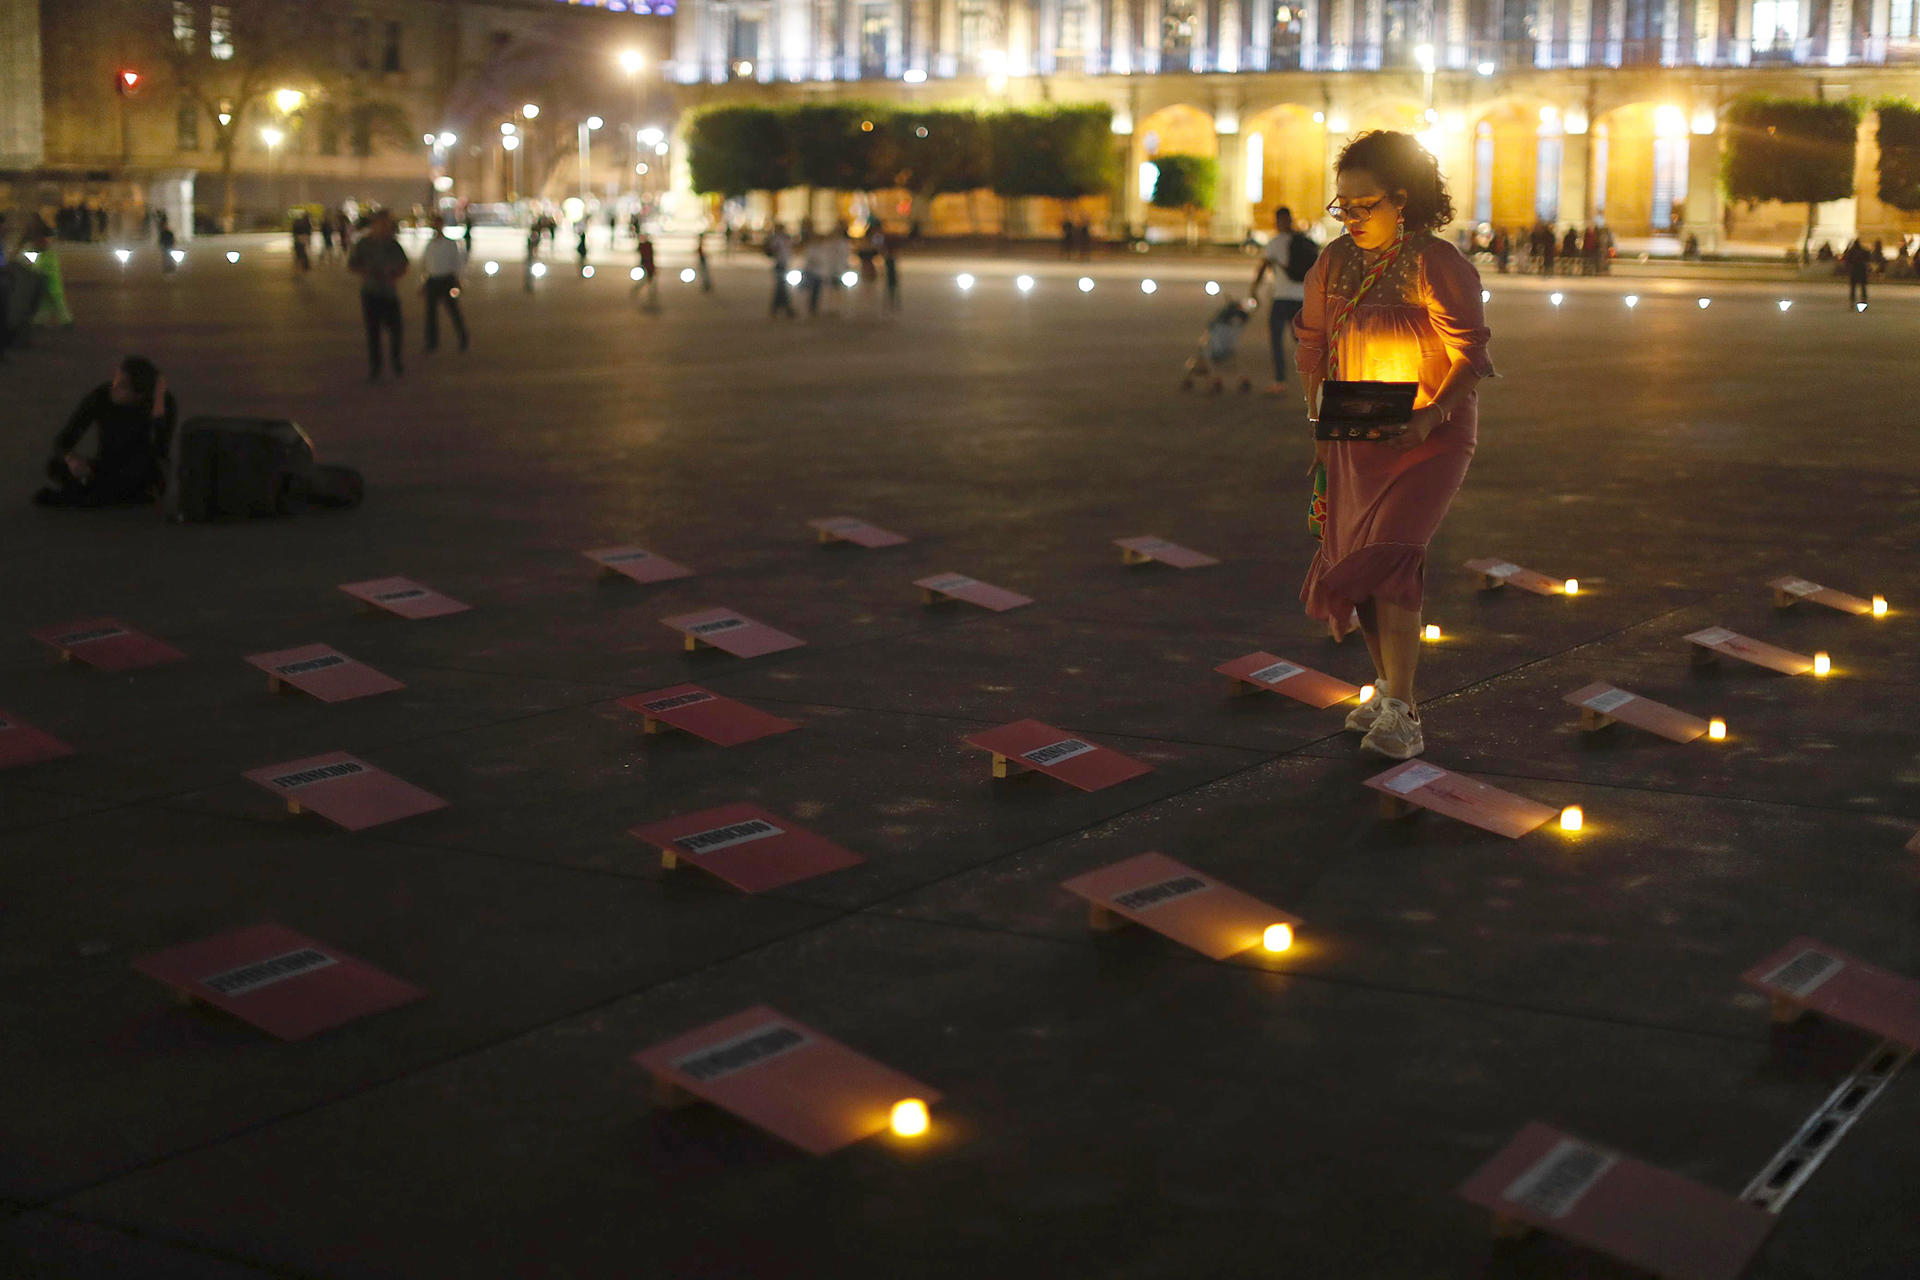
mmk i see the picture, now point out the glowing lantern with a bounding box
[1560,805,1583,832]
[1871,595,1888,616]
[1812,652,1831,677]
[1357,684,1376,704]
[1563,579,1579,595]
[1423,623,1441,641]
[890,1098,929,1137]
[1262,923,1294,952]
[1707,718,1727,740]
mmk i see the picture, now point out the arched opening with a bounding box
[1472,100,1561,231]
[1593,101,1689,237]
[1134,104,1216,236]
[1242,104,1327,234]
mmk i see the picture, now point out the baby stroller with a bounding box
[1180,299,1254,395]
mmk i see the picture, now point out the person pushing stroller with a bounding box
[1180,298,1254,395]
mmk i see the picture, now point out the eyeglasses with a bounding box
[1326,196,1390,222]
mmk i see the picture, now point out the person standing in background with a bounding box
[347,210,409,380]
[291,208,313,272]
[1248,207,1314,396]
[766,224,796,319]
[420,216,468,354]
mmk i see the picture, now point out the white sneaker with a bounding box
[1344,682,1389,732]
[1360,697,1425,759]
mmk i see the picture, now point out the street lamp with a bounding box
[579,115,603,205]
[273,88,305,114]
[521,103,540,120]
[618,49,646,75]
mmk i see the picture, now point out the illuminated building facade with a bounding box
[668,0,1920,245]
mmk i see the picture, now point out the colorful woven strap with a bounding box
[1324,223,1406,379]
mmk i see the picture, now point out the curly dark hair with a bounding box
[1335,130,1455,235]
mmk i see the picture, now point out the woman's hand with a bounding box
[1389,405,1445,452]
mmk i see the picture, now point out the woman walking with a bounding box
[1294,131,1494,760]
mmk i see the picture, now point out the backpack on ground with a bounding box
[1285,234,1320,284]
[163,416,315,522]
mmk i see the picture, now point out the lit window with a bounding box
[172,0,196,54]
[210,4,233,60]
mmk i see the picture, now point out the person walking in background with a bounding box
[1248,206,1315,396]
[347,209,409,380]
[523,223,541,294]
[576,225,590,275]
[336,207,355,257]
[767,224,796,318]
[633,231,659,311]
[27,234,73,328]
[803,225,846,318]
[1843,238,1872,308]
[156,213,177,274]
[695,232,712,292]
[318,209,337,262]
[1294,129,1494,761]
[291,208,313,272]
[882,233,899,310]
[420,216,468,355]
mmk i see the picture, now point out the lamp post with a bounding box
[618,50,646,204]
[502,125,521,202]
[578,115,603,206]
[260,126,283,217]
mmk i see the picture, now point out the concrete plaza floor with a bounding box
[2,242,1917,1279]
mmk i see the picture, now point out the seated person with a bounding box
[35,356,176,507]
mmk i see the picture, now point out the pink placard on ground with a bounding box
[1365,761,1558,839]
[30,618,185,672]
[616,684,798,747]
[962,719,1154,792]
[244,643,405,703]
[808,516,909,548]
[661,608,805,658]
[915,573,1033,612]
[1742,937,1920,1048]
[338,576,470,620]
[1768,576,1871,615]
[1216,652,1362,708]
[1563,682,1709,743]
[585,545,695,584]
[1684,626,1814,675]
[243,751,448,831]
[0,711,76,770]
[133,923,425,1041]
[1459,1122,1773,1280]
[629,802,862,892]
[1061,851,1301,960]
[1466,558,1564,595]
[634,1005,941,1155]
[1115,535,1219,569]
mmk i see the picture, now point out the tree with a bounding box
[686,105,792,205]
[787,102,895,208]
[1721,94,1862,260]
[1148,153,1217,244]
[1874,99,1920,213]
[988,105,1118,234]
[153,0,338,231]
[882,108,989,232]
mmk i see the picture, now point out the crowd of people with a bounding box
[761,221,901,319]
[1471,220,1617,275]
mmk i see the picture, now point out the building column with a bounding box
[1559,127,1591,227]
[1214,97,1246,241]
[1868,0,1891,59]
[1120,85,1146,231]
[1682,127,1723,249]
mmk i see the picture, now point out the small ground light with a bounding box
[1856,302,1868,312]
[956,272,974,291]
[1560,806,1584,832]
[1778,299,1793,311]
[890,1099,929,1137]
[225,251,240,263]
[1563,578,1579,595]
[1813,651,1831,676]
[1423,623,1441,641]
[785,269,801,286]
[629,267,644,281]
[1481,289,1490,303]
[1358,683,1376,703]
[113,249,131,264]
[24,250,39,263]
[1697,297,1711,309]
[1872,595,1888,616]
[1141,279,1157,294]
[1078,276,1095,292]
[582,265,595,278]
[1549,291,1563,306]
[1205,280,1221,296]
[484,260,499,276]
[1708,718,1727,740]
[1016,274,1035,293]
[841,270,858,287]
[169,249,185,264]
[1623,295,1638,308]
[680,267,696,283]
[1262,923,1294,953]
[532,262,547,278]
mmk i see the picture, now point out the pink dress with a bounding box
[1293,234,1495,634]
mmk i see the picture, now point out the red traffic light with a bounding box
[116,69,142,95]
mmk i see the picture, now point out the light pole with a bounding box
[578,115,602,206]
[618,50,646,203]
[260,126,284,218]
[502,126,521,202]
